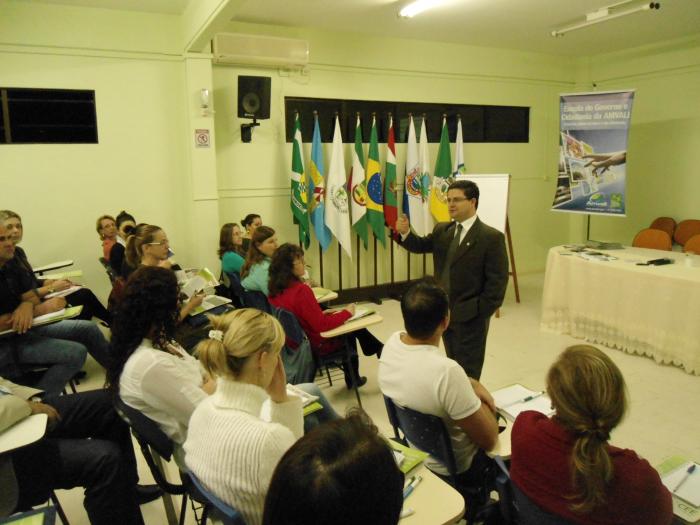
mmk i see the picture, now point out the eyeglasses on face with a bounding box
[146,239,169,246]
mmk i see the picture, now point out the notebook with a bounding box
[312,287,335,302]
[188,295,232,316]
[44,285,83,299]
[346,306,374,323]
[0,306,83,336]
[492,383,554,422]
[389,439,429,474]
[662,461,700,507]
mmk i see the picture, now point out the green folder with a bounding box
[389,439,429,474]
[303,402,323,417]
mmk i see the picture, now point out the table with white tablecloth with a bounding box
[541,246,700,374]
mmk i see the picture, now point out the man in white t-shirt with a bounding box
[379,280,498,480]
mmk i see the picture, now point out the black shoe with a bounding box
[345,375,367,389]
[136,484,163,505]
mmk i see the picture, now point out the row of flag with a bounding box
[290,113,467,258]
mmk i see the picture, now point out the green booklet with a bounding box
[0,305,83,336]
[657,455,700,523]
[389,439,429,474]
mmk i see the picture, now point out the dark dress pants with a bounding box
[11,389,141,525]
[442,316,490,380]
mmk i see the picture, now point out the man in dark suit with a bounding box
[396,180,508,379]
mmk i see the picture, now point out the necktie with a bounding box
[440,223,463,293]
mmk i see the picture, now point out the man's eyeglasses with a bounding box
[446,197,471,204]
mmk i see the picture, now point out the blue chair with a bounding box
[512,484,576,525]
[493,455,516,524]
[274,307,316,385]
[222,271,244,308]
[185,473,246,525]
[382,395,496,524]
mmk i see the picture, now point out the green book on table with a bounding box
[0,306,83,336]
[389,439,429,474]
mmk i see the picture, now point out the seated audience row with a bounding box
[219,222,246,275]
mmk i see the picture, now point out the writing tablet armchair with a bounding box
[632,228,672,251]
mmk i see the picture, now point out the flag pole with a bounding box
[334,109,344,291]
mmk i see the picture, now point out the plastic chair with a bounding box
[684,234,700,254]
[632,228,672,251]
[313,341,363,408]
[114,398,189,525]
[512,483,576,525]
[493,456,516,524]
[274,308,317,385]
[382,396,495,523]
[184,473,246,525]
[222,271,244,308]
[241,289,274,314]
[675,220,700,247]
[98,257,117,285]
[649,217,676,239]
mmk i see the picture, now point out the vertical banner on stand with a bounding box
[552,90,634,216]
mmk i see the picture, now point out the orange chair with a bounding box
[674,219,700,246]
[684,234,700,254]
[632,228,672,251]
[649,217,676,239]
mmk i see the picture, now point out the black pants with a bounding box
[12,390,141,525]
[443,317,490,380]
[68,287,111,324]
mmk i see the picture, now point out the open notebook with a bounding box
[188,295,232,316]
[0,306,83,336]
[492,383,554,422]
[346,306,374,323]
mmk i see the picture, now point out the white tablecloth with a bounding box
[541,246,700,374]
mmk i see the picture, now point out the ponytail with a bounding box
[546,345,627,513]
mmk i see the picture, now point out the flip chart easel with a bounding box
[457,174,521,311]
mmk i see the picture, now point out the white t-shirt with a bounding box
[378,331,481,475]
[119,339,208,446]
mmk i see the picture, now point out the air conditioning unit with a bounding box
[212,33,309,69]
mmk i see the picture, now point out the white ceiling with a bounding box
[32,0,700,56]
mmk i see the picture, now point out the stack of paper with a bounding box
[493,383,555,422]
[45,285,83,299]
[662,461,700,507]
[346,306,374,323]
[0,306,83,336]
[312,287,334,302]
[180,268,219,298]
[188,295,232,316]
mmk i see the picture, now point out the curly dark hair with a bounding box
[106,265,180,394]
[268,243,304,297]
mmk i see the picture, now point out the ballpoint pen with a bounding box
[672,464,696,493]
[502,391,545,408]
[403,475,423,500]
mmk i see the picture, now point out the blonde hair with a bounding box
[96,214,115,239]
[0,210,21,223]
[196,308,285,380]
[547,345,627,513]
[125,224,162,268]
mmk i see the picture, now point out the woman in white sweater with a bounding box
[184,308,303,525]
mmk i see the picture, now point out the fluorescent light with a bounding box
[399,0,442,18]
[551,1,660,37]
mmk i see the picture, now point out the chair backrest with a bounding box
[114,397,185,495]
[649,216,676,239]
[185,473,247,525]
[493,456,516,524]
[383,395,407,444]
[241,289,273,313]
[98,257,118,284]
[275,307,304,348]
[512,483,576,525]
[384,395,459,483]
[675,219,700,246]
[223,271,245,308]
[274,307,317,384]
[684,234,700,254]
[632,228,672,251]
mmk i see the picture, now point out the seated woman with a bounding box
[108,267,337,464]
[218,222,245,275]
[0,209,110,325]
[509,345,673,525]
[240,213,262,253]
[109,211,136,276]
[268,243,383,388]
[96,214,117,260]
[123,223,201,319]
[263,412,404,525]
[240,226,277,296]
[184,308,304,525]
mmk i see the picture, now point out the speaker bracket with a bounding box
[241,118,260,143]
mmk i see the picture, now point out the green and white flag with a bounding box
[290,113,310,248]
[350,115,369,249]
[325,115,352,258]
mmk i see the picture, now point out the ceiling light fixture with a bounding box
[551,1,661,37]
[398,0,442,19]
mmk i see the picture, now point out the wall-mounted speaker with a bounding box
[237,76,271,120]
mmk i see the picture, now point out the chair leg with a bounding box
[153,453,178,525]
[325,365,333,386]
[343,354,362,408]
[68,379,77,394]
[50,492,71,525]
[178,493,189,525]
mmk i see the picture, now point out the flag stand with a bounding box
[318,244,324,287]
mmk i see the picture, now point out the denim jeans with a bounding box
[1,331,87,397]
[296,382,341,433]
[34,320,110,368]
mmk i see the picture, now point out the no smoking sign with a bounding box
[195,128,210,148]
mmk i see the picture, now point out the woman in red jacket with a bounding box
[268,243,382,388]
[510,345,672,525]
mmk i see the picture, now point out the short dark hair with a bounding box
[268,243,304,297]
[115,210,136,229]
[263,411,404,525]
[241,213,261,228]
[447,180,479,209]
[400,279,449,339]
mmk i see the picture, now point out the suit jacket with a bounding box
[0,378,41,517]
[400,217,509,324]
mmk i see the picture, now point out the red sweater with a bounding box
[510,411,672,525]
[269,281,351,355]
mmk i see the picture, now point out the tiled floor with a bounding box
[52,272,700,524]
